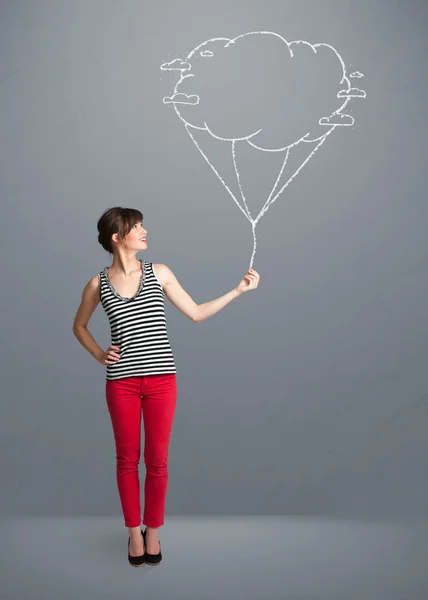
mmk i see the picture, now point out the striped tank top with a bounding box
[98,259,177,380]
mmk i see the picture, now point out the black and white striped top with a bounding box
[98,259,177,380]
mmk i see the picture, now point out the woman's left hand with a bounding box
[236,268,260,295]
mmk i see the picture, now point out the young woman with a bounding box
[72,207,260,566]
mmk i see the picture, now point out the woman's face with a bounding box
[127,220,147,248]
[115,220,147,250]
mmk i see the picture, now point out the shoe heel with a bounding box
[127,529,146,567]
[142,527,162,565]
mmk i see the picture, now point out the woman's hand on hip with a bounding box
[98,345,121,365]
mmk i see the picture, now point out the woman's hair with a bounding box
[97,207,144,254]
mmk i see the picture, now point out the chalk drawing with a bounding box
[160,31,366,269]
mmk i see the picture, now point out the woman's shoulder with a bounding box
[151,263,169,289]
[76,273,102,307]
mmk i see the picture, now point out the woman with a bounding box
[72,207,260,567]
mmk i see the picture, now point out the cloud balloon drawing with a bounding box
[160,31,367,269]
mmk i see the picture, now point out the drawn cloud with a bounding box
[163,92,199,105]
[160,58,191,71]
[337,87,366,98]
[163,32,360,150]
[319,113,354,126]
[350,71,364,78]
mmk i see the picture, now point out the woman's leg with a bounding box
[105,377,143,528]
[141,373,177,530]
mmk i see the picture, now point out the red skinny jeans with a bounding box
[105,373,177,528]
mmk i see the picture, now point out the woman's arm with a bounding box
[154,264,260,323]
[72,275,105,362]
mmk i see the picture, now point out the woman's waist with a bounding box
[112,339,173,355]
[111,332,172,343]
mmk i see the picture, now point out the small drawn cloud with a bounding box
[350,71,364,78]
[163,92,199,105]
[160,58,191,71]
[200,50,214,57]
[337,87,366,99]
[319,113,354,126]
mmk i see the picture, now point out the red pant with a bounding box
[105,374,177,528]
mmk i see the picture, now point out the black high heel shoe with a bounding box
[127,528,146,567]
[143,527,162,565]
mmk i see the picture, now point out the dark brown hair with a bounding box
[97,207,144,254]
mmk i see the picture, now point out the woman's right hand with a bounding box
[98,345,121,365]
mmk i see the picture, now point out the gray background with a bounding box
[2,0,428,521]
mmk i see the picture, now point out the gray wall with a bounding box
[2,0,428,519]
